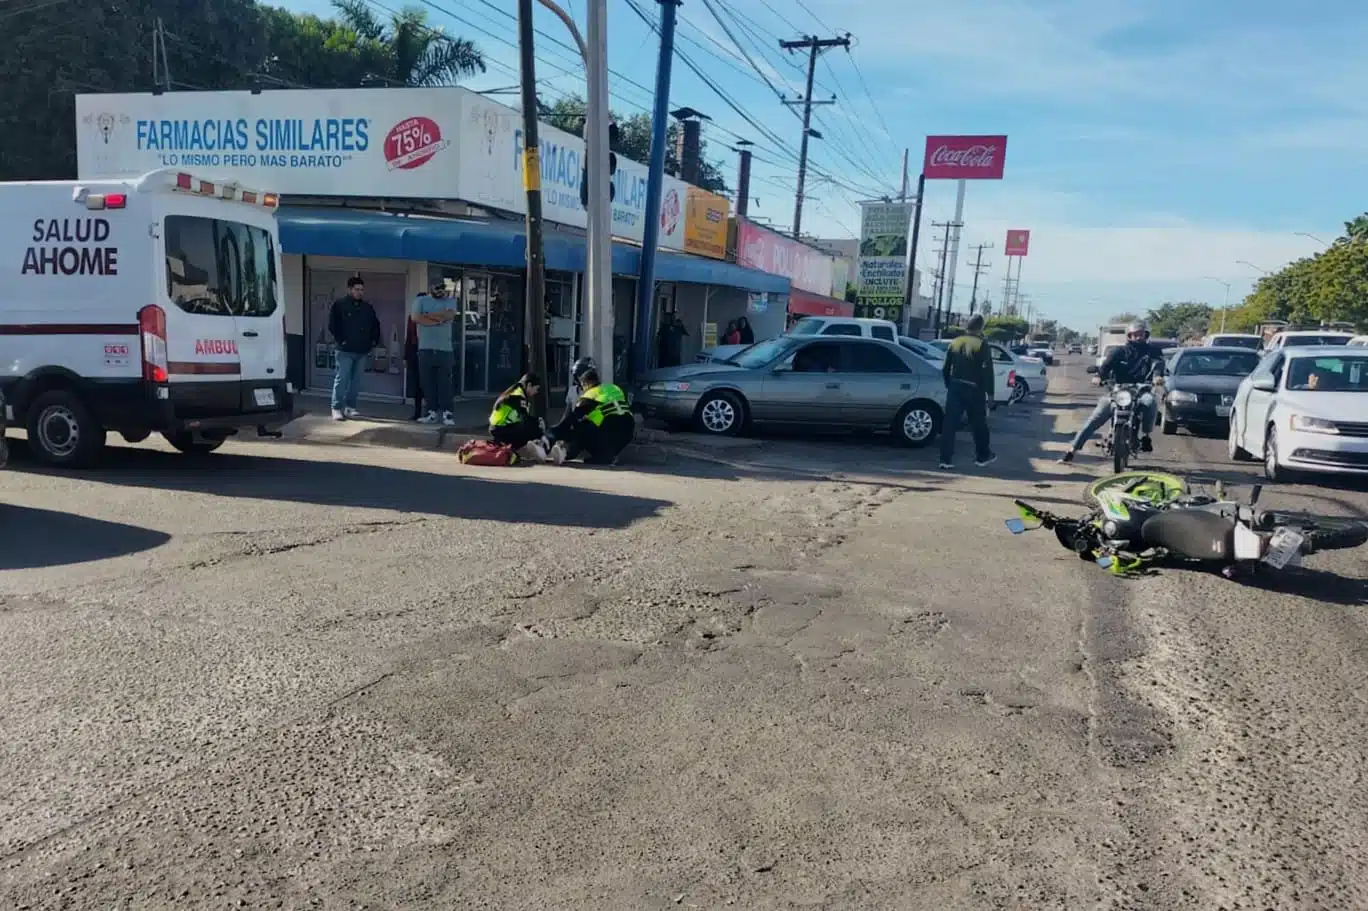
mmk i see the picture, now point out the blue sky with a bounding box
[277,0,1368,330]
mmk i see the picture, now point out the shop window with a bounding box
[306,269,407,398]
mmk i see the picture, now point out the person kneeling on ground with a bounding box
[545,365,634,465]
[489,373,551,461]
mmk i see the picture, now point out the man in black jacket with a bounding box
[328,276,381,420]
[1059,320,1165,463]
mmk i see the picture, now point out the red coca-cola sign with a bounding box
[923,135,1008,180]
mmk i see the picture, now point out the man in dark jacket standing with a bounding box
[939,314,997,469]
[328,276,381,420]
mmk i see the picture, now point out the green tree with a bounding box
[541,95,729,194]
[1145,301,1213,341]
[1109,312,1139,324]
[1341,214,1368,243]
[258,7,392,88]
[328,0,484,86]
[983,315,1029,342]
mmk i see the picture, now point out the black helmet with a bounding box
[571,357,596,380]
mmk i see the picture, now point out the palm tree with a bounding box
[1342,214,1368,244]
[331,0,485,86]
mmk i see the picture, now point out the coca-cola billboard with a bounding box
[923,135,1008,180]
[1004,228,1030,257]
[735,216,835,297]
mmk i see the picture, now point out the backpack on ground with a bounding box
[457,439,521,466]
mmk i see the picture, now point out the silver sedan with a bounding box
[632,335,949,446]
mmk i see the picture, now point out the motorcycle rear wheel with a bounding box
[1254,511,1368,552]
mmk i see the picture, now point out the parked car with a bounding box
[1228,346,1368,480]
[1068,344,1083,354]
[930,339,1048,403]
[695,315,899,364]
[1203,333,1263,350]
[634,335,947,446]
[896,336,1015,406]
[1027,346,1054,366]
[1160,347,1261,434]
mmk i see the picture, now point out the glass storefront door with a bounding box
[461,273,490,394]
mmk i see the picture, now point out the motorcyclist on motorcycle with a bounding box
[1059,320,1166,464]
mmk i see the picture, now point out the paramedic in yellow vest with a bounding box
[546,365,635,465]
[489,374,549,459]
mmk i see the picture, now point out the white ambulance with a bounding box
[1,169,293,467]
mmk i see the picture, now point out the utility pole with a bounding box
[516,0,549,416]
[780,34,849,239]
[899,149,909,201]
[152,18,172,91]
[632,0,680,381]
[734,140,753,217]
[929,220,957,337]
[582,0,613,383]
[967,242,992,315]
[1001,268,1017,316]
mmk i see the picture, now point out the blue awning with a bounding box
[277,207,789,295]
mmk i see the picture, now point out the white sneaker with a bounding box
[529,440,550,461]
[331,408,346,421]
[550,441,567,465]
[417,411,439,424]
[344,407,360,419]
[441,411,456,426]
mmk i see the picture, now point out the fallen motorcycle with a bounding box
[1005,470,1368,576]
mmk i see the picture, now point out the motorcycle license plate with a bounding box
[1216,406,1231,417]
[1262,527,1304,569]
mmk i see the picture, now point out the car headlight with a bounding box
[1290,414,1339,434]
[647,381,692,392]
[1112,389,1134,408]
[1168,390,1198,404]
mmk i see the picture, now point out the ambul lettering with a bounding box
[21,246,119,276]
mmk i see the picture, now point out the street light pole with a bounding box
[1204,276,1232,333]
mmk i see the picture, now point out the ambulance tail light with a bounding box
[1008,369,1017,388]
[139,305,169,384]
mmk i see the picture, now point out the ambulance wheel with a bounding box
[165,433,225,455]
[26,389,105,468]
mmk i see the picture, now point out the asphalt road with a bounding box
[1,358,1367,909]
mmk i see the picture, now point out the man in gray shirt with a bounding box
[412,281,458,424]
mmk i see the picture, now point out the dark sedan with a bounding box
[1160,347,1262,434]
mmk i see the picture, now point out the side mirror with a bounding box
[771,364,790,374]
[1085,365,1098,374]
[1251,375,1276,391]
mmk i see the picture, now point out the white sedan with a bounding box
[930,339,1048,404]
[1228,346,1368,481]
[901,337,1014,405]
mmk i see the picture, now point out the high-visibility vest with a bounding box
[489,387,526,426]
[580,383,630,426]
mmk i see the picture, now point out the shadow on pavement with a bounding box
[1246,567,1368,607]
[7,444,671,530]
[0,505,171,570]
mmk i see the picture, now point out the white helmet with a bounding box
[1126,320,1149,339]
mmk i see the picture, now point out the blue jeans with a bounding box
[331,350,367,411]
[417,348,454,413]
[1070,392,1156,451]
[940,379,991,464]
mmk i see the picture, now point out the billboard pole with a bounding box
[942,178,967,318]
[901,172,926,330]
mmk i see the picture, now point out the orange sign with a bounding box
[683,187,729,259]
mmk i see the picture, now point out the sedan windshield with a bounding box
[1210,336,1262,350]
[789,319,823,335]
[729,337,797,369]
[1286,356,1368,391]
[1284,335,1351,347]
[1175,351,1261,376]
